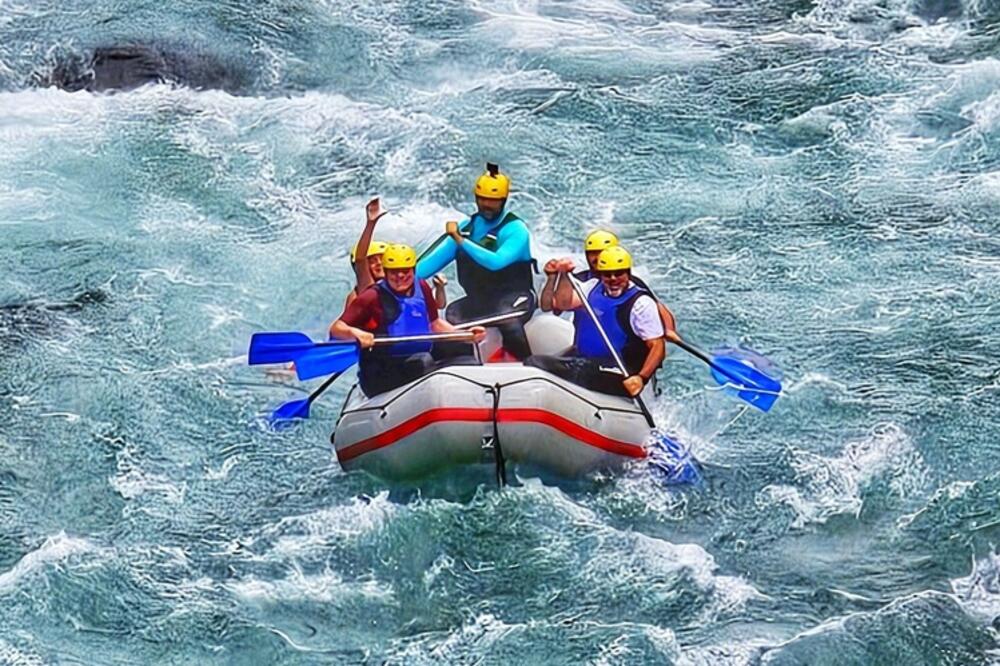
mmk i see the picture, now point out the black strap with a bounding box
[491,383,507,487]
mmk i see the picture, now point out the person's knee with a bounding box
[523,354,544,369]
[404,353,434,372]
[524,354,561,372]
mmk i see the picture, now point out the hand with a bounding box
[556,257,576,274]
[623,375,644,397]
[432,274,448,288]
[445,220,461,240]
[354,330,375,349]
[543,258,560,275]
[665,329,681,344]
[469,326,486,343]
[366,197,388,225]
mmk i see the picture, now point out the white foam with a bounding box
[0,532,99,594]
[204,455,242,481]
[952,551,1000,620]
[253,492,397,559]
[584,530,765,620]
[758,423,926,527]
[229,566,394,604]
[465,0,727,66]
[389,612,522,662]
[679,639,773,666]
[109,469,186,505]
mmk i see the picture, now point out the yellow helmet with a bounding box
[473,162,510,199]
[596,246,632,272]
[584,230,619,252]
[350,240,389,263]
[382,244,417,270]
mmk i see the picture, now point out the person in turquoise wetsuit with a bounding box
[416,163,536,359]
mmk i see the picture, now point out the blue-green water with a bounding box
[2,0,1000,663]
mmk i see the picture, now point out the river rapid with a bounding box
[1,0,1000,663]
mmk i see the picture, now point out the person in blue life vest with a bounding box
[525,246,665,397]
[330,244,485,397]
[416,163,536,359]
[540,229,676,334]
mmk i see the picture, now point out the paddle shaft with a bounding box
[370,331,475,345]
[666,332,746,387]
[278,328,484,416]
[455,310,527,329]
[566,274,656,428]
[343,313,525,349]
[305,370,343,406]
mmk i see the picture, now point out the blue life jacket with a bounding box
[573,282,649,375]
[375,280,433,356]
[568,270,653,321]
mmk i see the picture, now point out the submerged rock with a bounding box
[0,288,109,348]
[44,44,250,94]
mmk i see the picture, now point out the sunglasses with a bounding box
[599,270,629,278]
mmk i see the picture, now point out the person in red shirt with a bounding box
[346,197,448,310]
[330,244,485,396]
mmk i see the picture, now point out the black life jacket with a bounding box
[455,211,535,302]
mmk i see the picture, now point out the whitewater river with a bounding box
[1,0,999,663]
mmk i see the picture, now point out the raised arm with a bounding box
[353,197,388,292]
[432,274,448,309]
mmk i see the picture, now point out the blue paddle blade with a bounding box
[248,331,317,365]
[268,397,311,428]
[648,433,701,485]
[294,343,360,380]
[709,353,782,412]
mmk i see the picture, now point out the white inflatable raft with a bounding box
[330,314,654,480]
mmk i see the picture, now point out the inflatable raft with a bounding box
[331,314,656,481]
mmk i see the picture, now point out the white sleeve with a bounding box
[579,278,599,302]
[630,295,664,340]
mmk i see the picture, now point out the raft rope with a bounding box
[491,383,507,487]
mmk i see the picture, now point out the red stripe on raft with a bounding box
[337,407,647,463]
[497,408,647,459]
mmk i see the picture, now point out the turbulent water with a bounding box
[1,0,1000,663]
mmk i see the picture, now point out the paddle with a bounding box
[665,330,781,412]
[255,310,530,427]
[249,332,350,366]
[249,311,527,371]
[566,273,700,485]
[264,331,476,426]
[268,370,345,427]
[294,331,476,380]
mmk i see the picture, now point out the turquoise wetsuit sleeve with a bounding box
[416,236,458,280]
[458,220,531,271]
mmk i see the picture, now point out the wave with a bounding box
[0,532,100,594]
[759,589,997,664]
[757,423,926,528]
